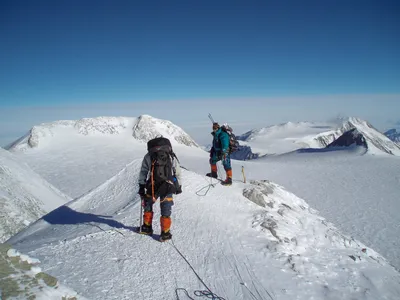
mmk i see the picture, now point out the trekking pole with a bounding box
[139,196,143,233]
[242,166,246,183]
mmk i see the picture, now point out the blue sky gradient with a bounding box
[1,0,399,145]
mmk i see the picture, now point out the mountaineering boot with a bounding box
[221,177,232,186]
[141,211,153,235]
[206,164,218,178]
[160,230,172,242]
[140,224,153,235]
[206,171,218,179]
[221,169,232,186]
[160,216,172,241]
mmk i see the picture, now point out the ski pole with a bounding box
[139,196,143,233]
[242,166,246,183]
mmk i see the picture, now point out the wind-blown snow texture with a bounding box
[5,115,400,300]
[0,147,69,242]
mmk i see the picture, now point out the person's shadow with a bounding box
[43,205,161,241]
[43,206,135,232]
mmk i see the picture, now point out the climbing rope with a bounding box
[195,181,217,196]
[171,240,226,300]
[195,174,220,196]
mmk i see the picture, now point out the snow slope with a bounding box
[0,147,69,242]
[8,159,400,300]
[7,115,202,198]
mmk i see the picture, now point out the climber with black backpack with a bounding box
[138,136,182,241]
[206,122,235,186]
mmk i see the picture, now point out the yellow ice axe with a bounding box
[242,166,246,183]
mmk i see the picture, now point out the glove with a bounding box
[138,184,146,197]
[217,152,226,161]
[176,185,182,195]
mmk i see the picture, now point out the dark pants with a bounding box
[143,193,174,217]
[210,153,232,171]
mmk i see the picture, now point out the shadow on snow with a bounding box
[42,205,161,241]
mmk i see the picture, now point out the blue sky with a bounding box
[1,0,399,146]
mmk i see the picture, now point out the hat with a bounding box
[212,122,220,131]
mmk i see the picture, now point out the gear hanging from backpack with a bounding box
[146,137,180,197]
[220,124,239,153]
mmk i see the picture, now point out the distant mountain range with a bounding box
[8,115,400,160]
[236,117,400,157]
[384,128,400,144]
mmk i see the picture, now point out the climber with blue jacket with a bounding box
[206,122,232,185]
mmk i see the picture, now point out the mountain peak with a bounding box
[132,115,198,147]
[315,117,400,155]
[7,115,199,150]
[327,128,367,149]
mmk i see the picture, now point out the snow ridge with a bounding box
[6,160,400,300]
[7,115,199,150]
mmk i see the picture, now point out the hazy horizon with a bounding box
[1,94,399,147]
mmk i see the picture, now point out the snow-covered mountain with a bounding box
[313,117,400,155]
[7,115,199,151]
[7,157,400,300]
[132,114,198,147]
[230,144,260,160]
[6,115,203,198]
[326,128,367,149]
[236,117,400,156]
[385,128,400,144]
[0,147,69,242]
[237,121,338,155]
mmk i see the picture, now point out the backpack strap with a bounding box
[171,152,179,177]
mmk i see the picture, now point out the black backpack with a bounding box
[147,137,179,194]
[221,124,240,153]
